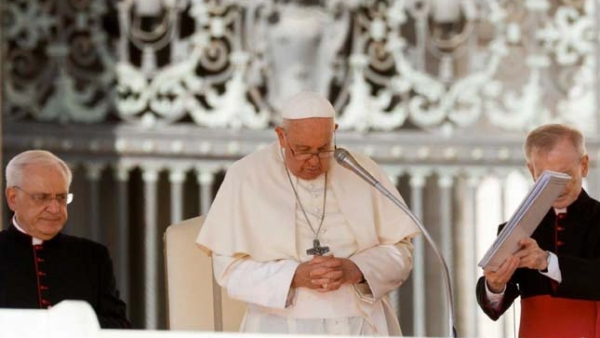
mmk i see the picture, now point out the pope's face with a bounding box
[5,164,70,240]
[527,137,588,209]
[276,118,336,181]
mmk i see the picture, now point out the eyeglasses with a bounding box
[13,186,73,206]
[283,133,336,161]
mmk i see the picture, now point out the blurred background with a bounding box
[2,0,600,336]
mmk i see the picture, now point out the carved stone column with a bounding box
[114,165,131,309]
[409,169,429,336]
[197,170,216,215]
[459,170,483,337]
[437,171,455,333]
[437,172,455,276]
[169,168,187,224]
[141,165,159,329]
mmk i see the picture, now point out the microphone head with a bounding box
[334,148,351,164]
[334,148,357,172]
[334,147,379,187]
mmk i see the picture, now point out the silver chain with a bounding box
[283,163,328,241]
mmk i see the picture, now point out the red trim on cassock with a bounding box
[32,244,43,308]
[520,295,600,338]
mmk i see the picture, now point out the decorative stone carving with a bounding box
[3,0,598,133]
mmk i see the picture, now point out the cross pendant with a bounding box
[306,239,330,256]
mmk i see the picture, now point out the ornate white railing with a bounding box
[3,0,598,133]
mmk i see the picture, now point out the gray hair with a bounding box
[524,124,586,162]
[5,150,72,187]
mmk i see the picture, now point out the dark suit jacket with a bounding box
[476,189,600,320]
[0,224,131,328]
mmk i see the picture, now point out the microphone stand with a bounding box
[335,149,457,337]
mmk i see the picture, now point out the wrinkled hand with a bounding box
[291,256,363,292]
[514,238,549,270]
[483,238,549,294]
[483,255,519,294]
[291,260,321,290]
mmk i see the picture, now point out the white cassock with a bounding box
[197,142,420,336]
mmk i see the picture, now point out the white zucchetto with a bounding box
[280,91,335,120]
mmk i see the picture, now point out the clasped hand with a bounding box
[292,255,363,292]
[484,238,549,293]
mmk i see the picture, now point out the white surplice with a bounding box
[197,142,420,335]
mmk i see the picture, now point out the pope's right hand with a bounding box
[483,255,519,294]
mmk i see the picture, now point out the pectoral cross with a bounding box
[306,239,330,256]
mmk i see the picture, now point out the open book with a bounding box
[478,170,571,270]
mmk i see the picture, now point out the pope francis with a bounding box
[196,91,420,335]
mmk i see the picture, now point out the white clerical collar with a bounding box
[297,172,326,187]
[553,208,567,215]
[12,217,43,245]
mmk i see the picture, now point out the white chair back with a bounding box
[164,216,246,331]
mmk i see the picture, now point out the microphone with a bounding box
[334,148,380,187]
[334,148,457,338]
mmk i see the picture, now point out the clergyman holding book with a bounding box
[196,91,420,335]
[476,123,600,338]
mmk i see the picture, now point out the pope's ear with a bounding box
[274,127,286,148]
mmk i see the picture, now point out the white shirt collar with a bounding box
[12,217,43,245]
[553,208,567,215]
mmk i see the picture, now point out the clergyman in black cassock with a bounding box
[1,150,130,328]
[476,124,600,338]
[0,223,130,328]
